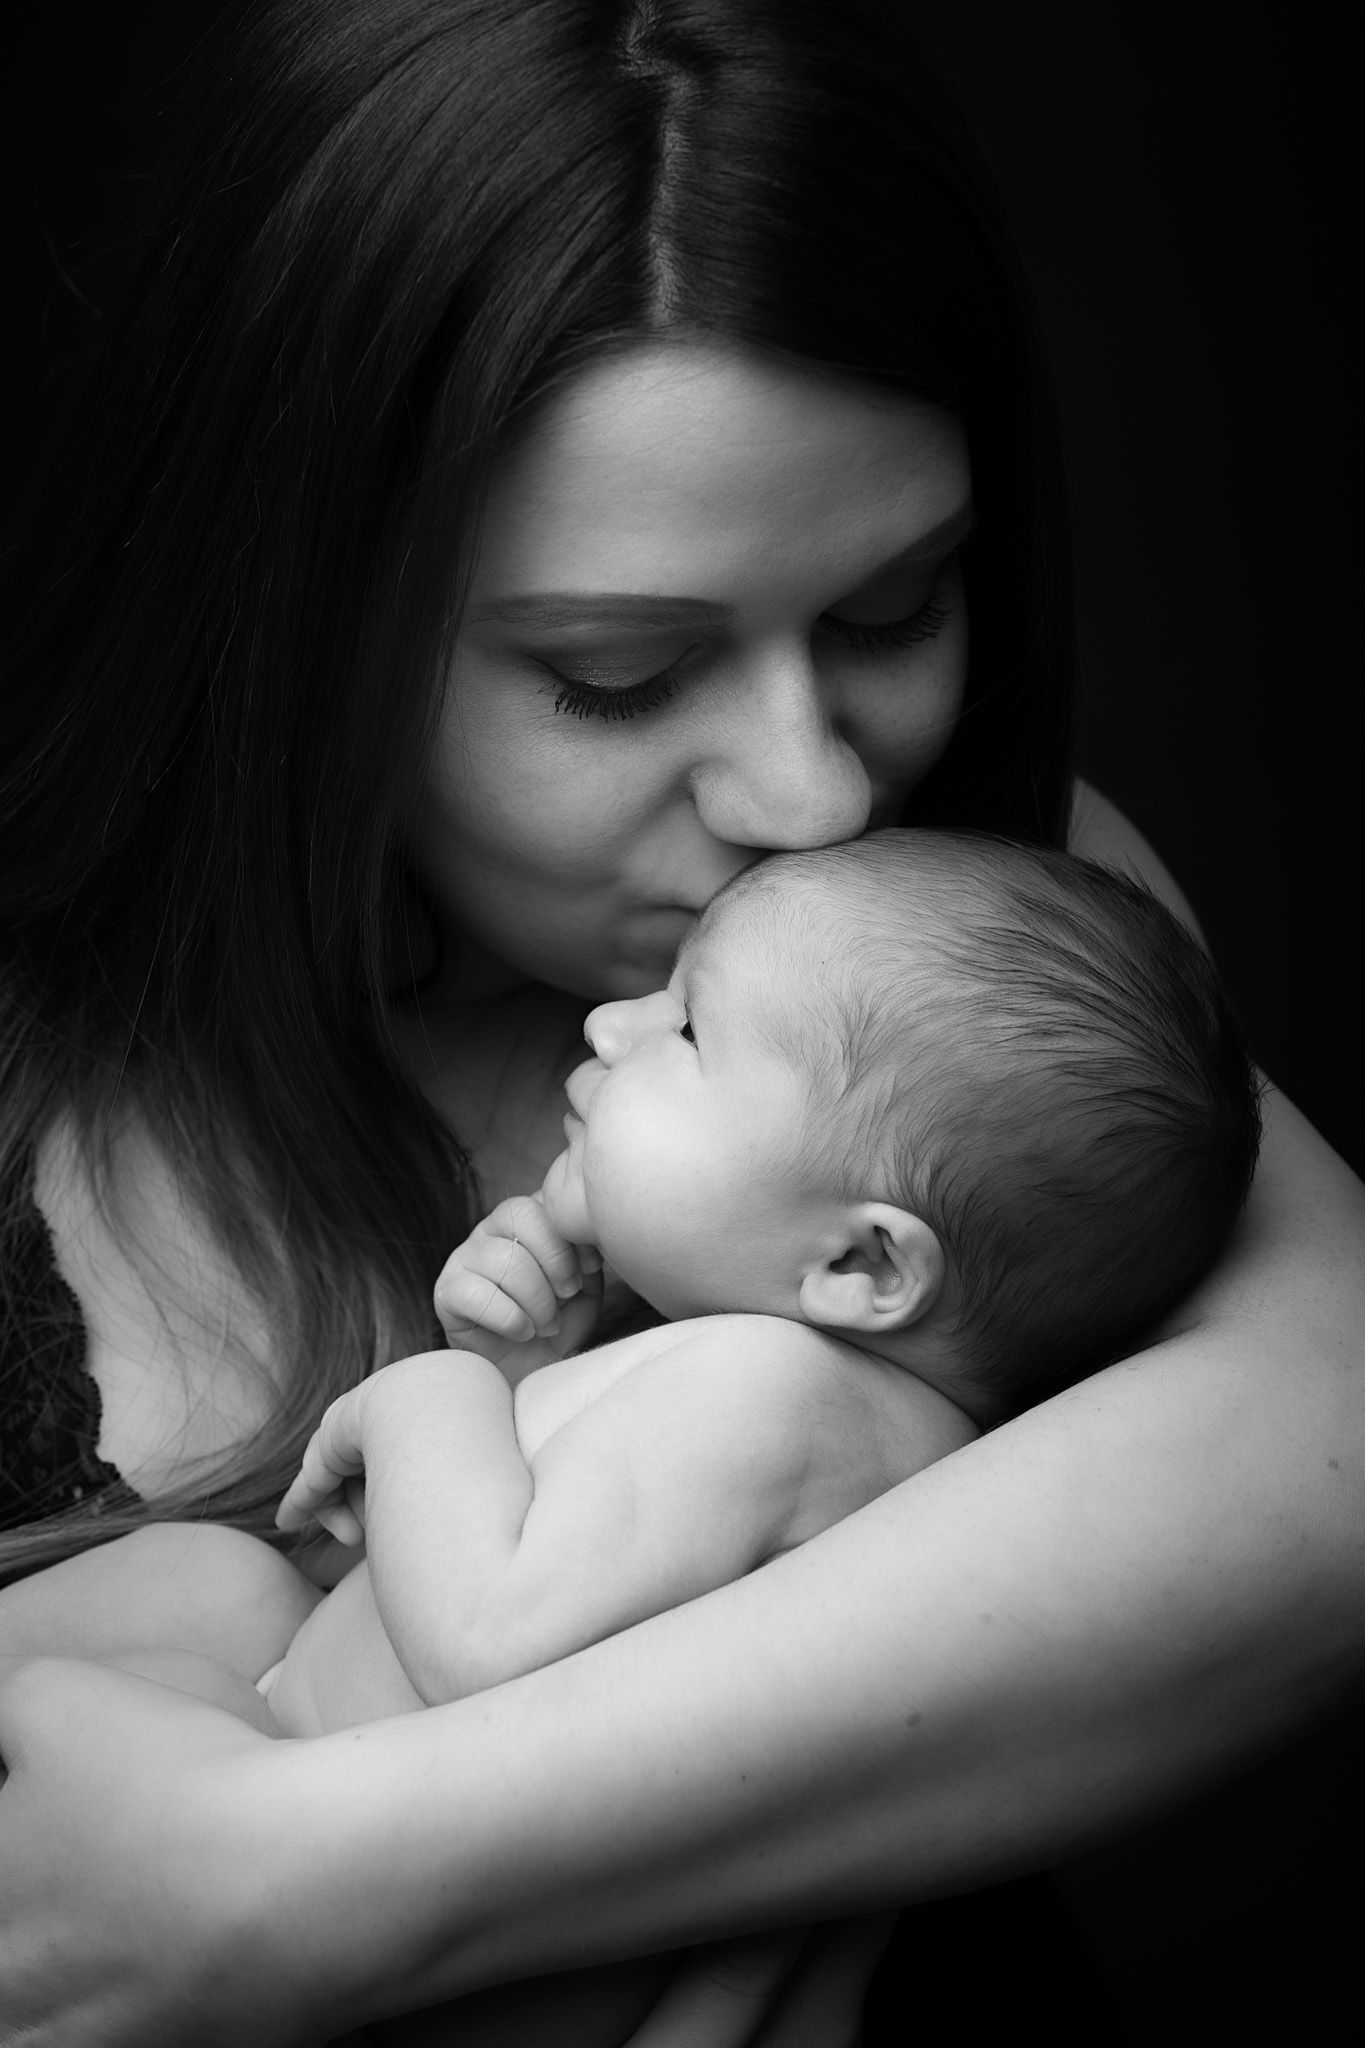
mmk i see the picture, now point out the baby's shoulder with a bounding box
[725,1322,980,1491]
[630,1317,979,1547]
[517,1313,975,1491]
[512,1316,708,1458]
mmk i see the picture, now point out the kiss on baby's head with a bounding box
[549,829,1261,1424]
[705,830,1262,1414]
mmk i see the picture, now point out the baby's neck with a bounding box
[819,1317,992,1428]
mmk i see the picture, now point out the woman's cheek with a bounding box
[891,611,969,783]
[463,726,628,873]
[436,668,621,864]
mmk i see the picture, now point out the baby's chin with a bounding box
[540,1145,592,1244]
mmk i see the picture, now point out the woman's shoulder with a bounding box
[1068,779,1206,942]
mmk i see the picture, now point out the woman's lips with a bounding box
[563,1110,585,1144]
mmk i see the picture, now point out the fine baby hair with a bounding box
[722,830,1262,1415]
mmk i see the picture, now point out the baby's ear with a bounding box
[798,1204,945,1337]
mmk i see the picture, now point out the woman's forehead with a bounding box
[467,342,971,615]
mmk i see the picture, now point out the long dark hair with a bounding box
[0,0,1074,1578]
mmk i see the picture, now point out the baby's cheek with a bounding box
[585,1177,705,1315]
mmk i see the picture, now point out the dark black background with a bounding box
[4,0,1358,1175]
[3,5,1360,2041]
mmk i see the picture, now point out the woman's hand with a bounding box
[622,1917,897,2048]
[0,1657,312,2046]
[0,1655,482,2046]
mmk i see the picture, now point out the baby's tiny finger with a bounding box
[448,1240,563,1334]
[275,1486,311,1532]
[445,1279,537,1343]
[492,1195,584,1301]
[276,1470,334,1532]
[314,1498,365,1546]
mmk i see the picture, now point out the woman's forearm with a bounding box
[4,1088,1361,2041]
[175,1084,1361,2026]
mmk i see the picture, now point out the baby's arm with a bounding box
[277,1316,976,1708]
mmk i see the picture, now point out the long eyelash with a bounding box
[549,587,951,720]
[818,596,952,654]
[550,667,683,721]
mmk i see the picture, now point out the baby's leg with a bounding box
[0,1520,321,1679]
[104,1646,282,1737]
[264,1557,426,1736]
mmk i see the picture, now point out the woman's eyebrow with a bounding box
[473,502,973,628]
[471,593,731,628]
[855,501,976,583]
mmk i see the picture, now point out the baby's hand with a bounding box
[275,1380,372,1545]
[434,1194,602,1365]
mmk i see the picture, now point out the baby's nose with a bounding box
[583,999,637,1064]
[584,990,674,1063]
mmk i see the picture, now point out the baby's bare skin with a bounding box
[0,1521,319,1676]
[266,1315,976,1738]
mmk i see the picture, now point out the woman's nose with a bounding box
[687,648,872,851]
[583,990,678,1063]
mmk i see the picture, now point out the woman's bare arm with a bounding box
[2,1074,1362,2046]
[3,793,1360,2042]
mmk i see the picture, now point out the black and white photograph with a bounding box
[1,5,1358,2042]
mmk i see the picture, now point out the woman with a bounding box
[1,1,1362,2041]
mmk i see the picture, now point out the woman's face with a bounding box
[416,342,971,1001]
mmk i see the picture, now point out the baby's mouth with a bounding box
[563,1055,604,1122]
[563,1110,586,1144]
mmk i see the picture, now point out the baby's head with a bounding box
[541,830,1261,1420]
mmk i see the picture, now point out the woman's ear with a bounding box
[798,1204,945,1336]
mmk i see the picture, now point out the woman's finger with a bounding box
[622,1928,810,2048]
[749,1913,898,2047]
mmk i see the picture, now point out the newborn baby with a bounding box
[265,828,1261,1738]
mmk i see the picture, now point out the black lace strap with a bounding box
[1,1168,139,1531]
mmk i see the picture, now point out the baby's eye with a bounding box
[680,1019,696,1044]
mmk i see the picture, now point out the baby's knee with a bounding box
[106,1645,282,1736]
[118,1521,322,1672]
[121,1518,295,1596]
